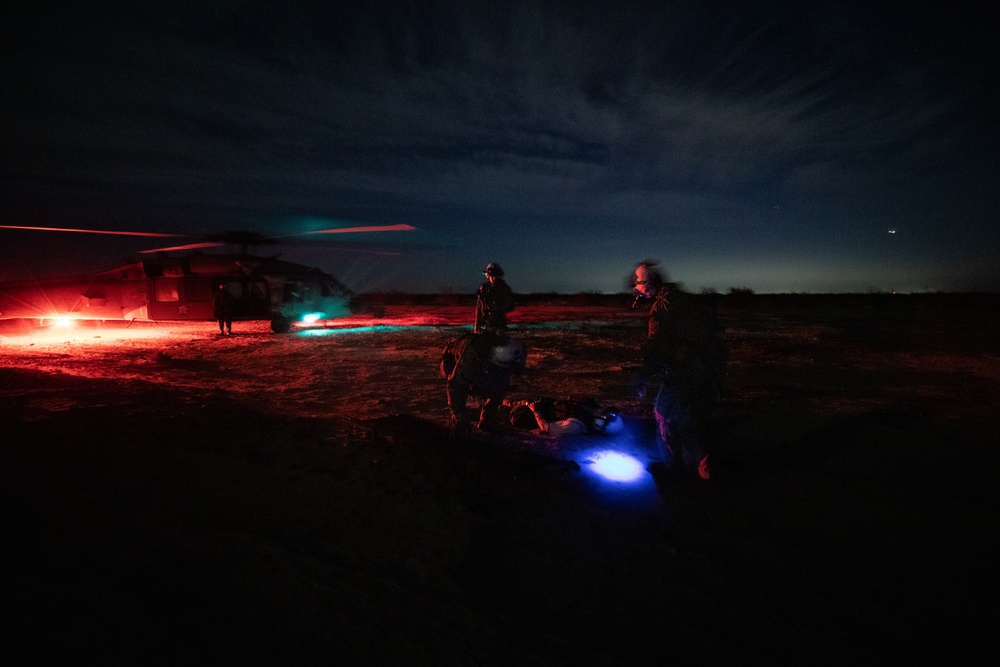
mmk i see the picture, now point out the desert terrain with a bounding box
[1,293,998,665]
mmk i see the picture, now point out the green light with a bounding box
[297,325,436,336]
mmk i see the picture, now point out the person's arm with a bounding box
[529,403,587,435]
[474,288,486,332]
[502,281,515,313]
[547,418,589,436]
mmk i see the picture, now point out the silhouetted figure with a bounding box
[630,261,726,480]
[213,283,234,335]
[474,263,515,334]
[440,332,525,435]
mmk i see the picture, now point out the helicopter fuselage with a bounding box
[0,253,357,333]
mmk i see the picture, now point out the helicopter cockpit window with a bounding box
[283,282,302,303]
[154,278,179,302]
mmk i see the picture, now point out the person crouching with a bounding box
[440,332,526,436]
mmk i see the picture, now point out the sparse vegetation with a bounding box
[1,296,997,663]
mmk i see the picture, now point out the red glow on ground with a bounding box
[0,303,643,351]
[0,322,177,347]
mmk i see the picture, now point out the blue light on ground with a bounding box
[575,442,662,511]
[586,450,646,482]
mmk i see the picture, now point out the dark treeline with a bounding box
[355,291,1000,313]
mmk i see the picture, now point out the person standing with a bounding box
[630,261,726,480]
[213,283,235,336]
[474,263,515,335]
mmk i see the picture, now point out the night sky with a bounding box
[2,1,997,294]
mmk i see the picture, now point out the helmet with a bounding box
[484,262,505,277]
[632,261,663,300]
[591,410,624,435]
[490,336,525,367]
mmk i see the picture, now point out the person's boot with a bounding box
[450,416,470,438]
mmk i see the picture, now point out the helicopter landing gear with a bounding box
[270,316,292,333]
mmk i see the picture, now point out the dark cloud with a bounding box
[2,1,997,293]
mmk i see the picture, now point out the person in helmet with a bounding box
[213,283,235,335]
[507,397,625,437]
[630,261,727,480]
[440,331,526,435]
[475,262,515,335]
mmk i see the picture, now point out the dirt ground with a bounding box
[1,295,998,665]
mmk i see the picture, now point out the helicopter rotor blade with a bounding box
[1,222,420,256]
[139,242,226,254]
[0,224,186,238]
[288,223,417,237]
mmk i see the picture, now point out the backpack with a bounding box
[439,332,477,379]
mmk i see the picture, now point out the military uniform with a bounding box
[213,286,235,335]
[474,268,515,334]
[440,332,523,433]
[637,284,726,479]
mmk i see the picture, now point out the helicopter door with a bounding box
[229,280,269,319]
[147,277,215,321]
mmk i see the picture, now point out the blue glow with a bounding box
[297,325,438,336]
[587,450,646,482]
[302,312,324,323]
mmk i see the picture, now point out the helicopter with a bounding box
[0,223,415,333]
